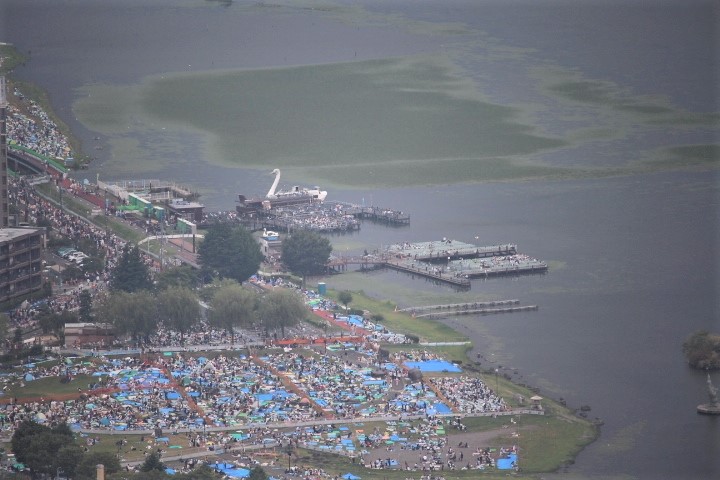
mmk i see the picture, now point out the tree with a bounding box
[198,223,263,283]
[78,290,93,322]
[110,244,153,293]
[61,263,84,282]
[281,230,332,285]
[81,255,105,276]
[139,451,165,472]
[247,466,268,480]
[175,465,221,480]
[97,291,158,344]
[157,286,200,344]
[55,443,84,479]
[155,264,198,291]
[338,291,353,311]
[209,283,256,344]
[75,237,104,259]
[75,452,121,480]
[12,327,22,349]
[0,312,8,346]
[11,421,81,478]
[258,288,307,338]
[37,310,77,343]
[683,330,720,370]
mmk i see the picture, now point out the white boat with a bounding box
[261,229,279,241]
[266,168,328,202]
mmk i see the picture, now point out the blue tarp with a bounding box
[214,463,249,478]
[403,360,462,373]
[497,453,517,470]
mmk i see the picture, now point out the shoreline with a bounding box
[0,49,600,476]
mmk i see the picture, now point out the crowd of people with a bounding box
[256,202,361,234]
[429,377,507,414]
[448,254,547,275]
[6,89,73,160]
[0,79,521,478]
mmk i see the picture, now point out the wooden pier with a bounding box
[397,299,520,313]
[383,259,471,288]
[398,299,538,318]
[326,255,470,288]
[415,304,538,318]
[460,263,548,277]
[344,205,410,226]
[387,243,518,262]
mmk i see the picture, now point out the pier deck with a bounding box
[327,240,547,289]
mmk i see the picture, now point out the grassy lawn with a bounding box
[91,215,144,244]
[84,432,197,464]
[289,411,596,478]
[35,183,94,218]
[1,374,96,400]
[327,290,469,344]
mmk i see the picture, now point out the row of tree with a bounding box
[108,226,333,293]
[91,225,331,344]
[197,225,332,286]
[96,279,308,345]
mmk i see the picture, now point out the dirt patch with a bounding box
[359,427,515,470]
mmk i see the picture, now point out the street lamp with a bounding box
[286,443,293,469]
[495,368,499,393]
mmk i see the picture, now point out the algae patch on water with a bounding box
[73,56,567,187]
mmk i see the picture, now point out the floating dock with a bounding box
[386,240,517,262]
[236,200,410,234]
[337,203,410,226]
[327,240,547,289]
[449,256,548,278]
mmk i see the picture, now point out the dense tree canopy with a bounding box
[110,244,153,293]
[11,421,83,478]
[198,223,263,283]
[37,309,77,338]
[258,288,307,338]
[0,312,8,346]
[156,286,200,343]
[683,330,720,370]
[248,466,269,480]
[209,282,257,344]
[75,452,121,480]
[97,291,158,343]
[81,255,105,276]
[78,289,94,322]
[140,451,166,472]
[155,264,198,291]
[281,230,332,283]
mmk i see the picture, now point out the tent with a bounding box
[341,474,361,480]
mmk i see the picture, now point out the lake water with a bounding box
[2,1,719,478]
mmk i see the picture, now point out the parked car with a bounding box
[67,252,88,264]
[57,247,76,258]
